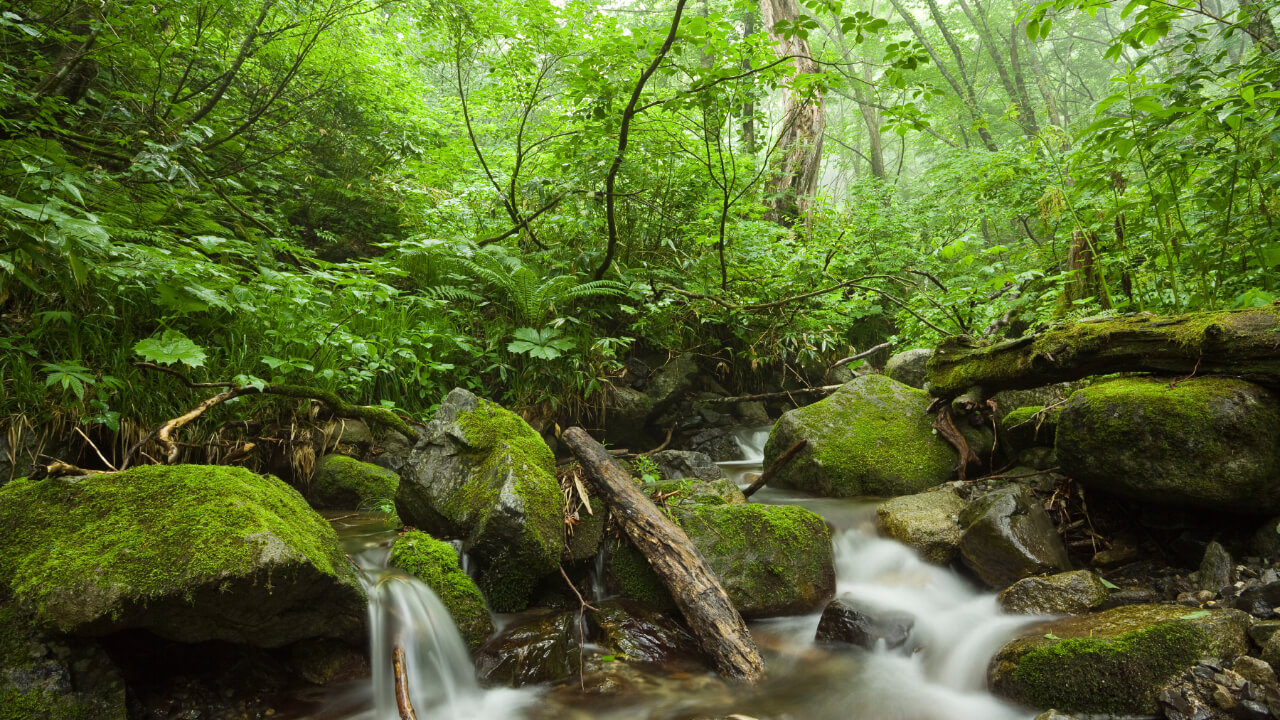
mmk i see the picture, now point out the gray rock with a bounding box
[324,418,374,445]
[644,355,699,414]
[476,610,578,687]
[1197,541,1234,593]
[689,427,746,462]
[310,453,399,510]
[885,348,932,389]
[1250,516,1280,559]
[998,570,1110,615]
[764,375,956,497]
[289,638,369,686]
[959,484,1071,589]
[1249,619,1280,646]
[1002,405,1060,452]
[1232,581,1280,619]
[1056,377,1280,514]
[586,599,703,666]
[731,401,770,426]
[396,388,564,612]
[649,450,728,483]
[1018,446,1058,470]
[602,383,657,450]
[373,429,413,474]
[875,486,966,565]
[815,599,914,651]
[993,383,1079,420]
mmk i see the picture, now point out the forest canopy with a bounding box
[1,0,1277,463]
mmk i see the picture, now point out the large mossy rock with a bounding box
[959,485,1070,589]
[389,531,493,649]
[885,348,933,389]
[606,503,834,618]
[875,485,966,565]
[763,375,956,497]
[310,453,399,509]
[0,465,365,647]
[1,603,126,720]
[990,604,1253,716]
[1056,377,1280,514]
[998,570,1110,615]
[396,388,563,612]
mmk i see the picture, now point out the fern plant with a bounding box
[450,248,628,325]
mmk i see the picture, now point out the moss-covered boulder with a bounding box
[875,485,966,565]
[0,465,365,647]
[310,453,399,510]
[763,375,957,497]
[1056,377,1280,514]
[396,388,563,612]
[959,484,1070,589]
[1002,405,1061,452]
[1,603,126,720]
[606,503,834,618]
[990,604,1253,715]
[389,531,493,649]
[885,348,932,389]
[998,570,1110,615]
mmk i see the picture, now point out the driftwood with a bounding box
[830,342,893,370]
[561,427,766,683]
[393,646,418,720]
[743,439,807,498]
[702,384,842,405]
[925,303,1280,400]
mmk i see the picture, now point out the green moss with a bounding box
[311,454,399,510]
[1,688,94,720]
[1003,405,1044,428]
[606,538,674,610]
[0,465,353,630]
[1012,622,1207,715]
[455,399,562,612]
[389,531,494,649]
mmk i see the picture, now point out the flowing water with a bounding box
[299,425,1041,720]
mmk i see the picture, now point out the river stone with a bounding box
[885,348,932,389]
[607,503,835,617]
[0,603,126,719]
[586,599,703,666]
[1197,541,1234,593]
[875,486,966,565]
[764,375,956,497]
[310,453,399,510]
[959,484,1070,589]
[396,388,563,612]
[814,599,914,651]
[998,570,1110,615]
[990,604,1253,715]
[1056,377,1280,514]
[602,383,657,450]
[0,465,366,647]
[389,531,493,649]
[650,450,728,484]
[645,355,699,415]
[476,610,577,687]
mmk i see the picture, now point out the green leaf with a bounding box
[133,329,208,368]
[1180,610,1211,619]
[1099,577,1120,590]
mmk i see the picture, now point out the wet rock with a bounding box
[998,570,1110,615]
[601,384,657,450]
[875,485,966,565]
[1249,619,1280,646]
[396,388,564,612]
[0,603,126,719]
[1056,377,1280,514]
[0,465,365,646]
[290,638,369,685]
[814,599,914,651]
[731,401,770,425]
[324,417,374,445]
[958,484,1071,589]
[650,450,728,484]
[607,503,835,617]
[764,375,956,497]
[586,600,703,666]
[476,610,578,687]
[1159,659,1279,720]
[990,604,1253,715]
[1197,541,1234,594]
[885,348,932,389]
[1232,581,1280,619]
[1101,586,1162,608]
[1091,534,1141,568]
[389,531,494,649]
[565,496,607,562]
[372,428,413,475]
[645,477,745,506]
[1232,656,1279,689]
[310,453,399,510]
[688,427,746,462]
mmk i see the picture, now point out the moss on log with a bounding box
[925,303,1280,399]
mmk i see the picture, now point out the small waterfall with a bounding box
[354,550,534,720]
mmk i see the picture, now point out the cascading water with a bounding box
[349,545,535,720]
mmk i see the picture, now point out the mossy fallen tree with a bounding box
[925,302,1280,401]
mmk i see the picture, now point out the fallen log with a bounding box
[561,426,766,683]
[925,303,1280,400]
[392,646,419,720]
[702,384,842,404]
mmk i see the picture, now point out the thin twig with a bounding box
[73,426,118,471]
[830,342,892,370]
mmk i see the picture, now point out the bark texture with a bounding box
[762,0,825,223]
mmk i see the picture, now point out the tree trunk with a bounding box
[924,303,1280,400]
[853,70,886,179]
[762,0,826,223]
[561,427,766,683]
[742,9,756,152]
[1241,0,1279,52]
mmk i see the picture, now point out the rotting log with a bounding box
[925,303,1280,400]
[392,646,418,720]
[703,385,842,404]
[561,426,766,683]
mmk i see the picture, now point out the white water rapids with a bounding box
[317,425,1041,720]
